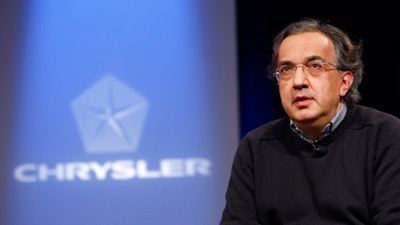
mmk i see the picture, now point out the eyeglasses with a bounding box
[274,60,340,81]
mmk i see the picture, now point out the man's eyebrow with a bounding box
[304,55,324,62]
[276,60,294,66]
[277,55,325,66]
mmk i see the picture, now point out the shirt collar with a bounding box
[290,103,347,143]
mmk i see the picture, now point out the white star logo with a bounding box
[71,75,149,153]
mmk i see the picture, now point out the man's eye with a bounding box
[307,61,323,69]
[279,66,293,73]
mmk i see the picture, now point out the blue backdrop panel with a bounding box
[5,1,238,224]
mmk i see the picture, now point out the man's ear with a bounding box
[340,71,353,97]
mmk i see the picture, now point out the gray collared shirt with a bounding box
[290,104,347,144]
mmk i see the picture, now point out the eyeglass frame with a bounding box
[274,59,342,81]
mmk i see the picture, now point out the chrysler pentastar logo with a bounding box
[14,74,212,183]
[70,75,149,154]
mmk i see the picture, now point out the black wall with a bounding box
[236,1,400,137]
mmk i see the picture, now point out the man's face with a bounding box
[277,31,353,135]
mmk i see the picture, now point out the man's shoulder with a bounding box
[352,105,400,129]
[355,105,399,121]
[244,116,291,141]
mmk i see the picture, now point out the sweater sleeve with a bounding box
[371,115,400,224]
[219,134,261,225]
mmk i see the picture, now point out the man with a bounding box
[220,17,400,224]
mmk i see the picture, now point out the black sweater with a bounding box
[220,105,400,225]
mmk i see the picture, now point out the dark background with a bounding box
[236,1,400,137]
